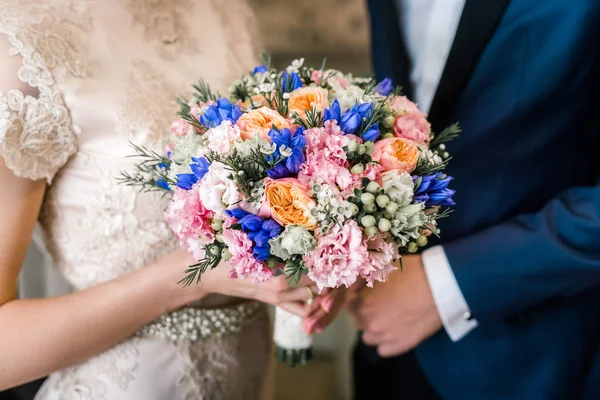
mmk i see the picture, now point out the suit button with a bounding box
[464,312,473,321]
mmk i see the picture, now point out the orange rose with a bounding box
[287,87,328,120]
[264,178,316,229]
[371,137,419,173]
[236,107,291,141]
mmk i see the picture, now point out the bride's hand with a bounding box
[163,249,319,317]
[302,287,348,334]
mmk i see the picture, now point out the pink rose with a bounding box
[170,119,189,137]
[372,137,419,173]
[361,235,399,287]
[164,187,215,259]
[303,220,369,291]
[389,96,431,145]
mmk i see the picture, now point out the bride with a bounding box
[0,1,342,398]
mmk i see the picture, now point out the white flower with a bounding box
[232,136,268,158]
[196,161,240,219]
[286,58,305,73]
[331,83,367,112]
[382,171,414,206]
[390,203,426,244]
[254,82,275,94]
[269,226,316,261]
[205,121,240,154]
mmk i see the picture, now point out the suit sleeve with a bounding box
[444,180,600,321]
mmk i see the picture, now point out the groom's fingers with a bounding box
[376,342,403,358]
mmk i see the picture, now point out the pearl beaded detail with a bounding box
[138,302,263,342]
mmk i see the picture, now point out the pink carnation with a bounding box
[303,220,368,291]
[170,119,189,137]
[164,187,215,260]
[298,121,351,188]
[389,96,431,145]
[221,218,274,283]
[339,163,384,198]
[361,235,399,287]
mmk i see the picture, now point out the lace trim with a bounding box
[0,2,87,182]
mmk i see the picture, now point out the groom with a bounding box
[348,0,600,399]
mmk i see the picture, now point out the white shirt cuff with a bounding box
[422,245,478,341]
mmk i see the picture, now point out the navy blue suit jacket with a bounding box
[368,0,600,398]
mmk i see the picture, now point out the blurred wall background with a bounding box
[14,1,372,399]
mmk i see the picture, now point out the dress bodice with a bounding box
[0,0,259,293]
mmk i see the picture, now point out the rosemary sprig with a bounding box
[178,246,222,287]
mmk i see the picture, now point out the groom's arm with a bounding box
[429,177,600,340]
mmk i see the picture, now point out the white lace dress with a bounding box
[0,1,272,398]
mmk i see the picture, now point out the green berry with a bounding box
[215,234,224,243]
[443,152,450,159]
[209,245,220,256]
[366,181,380,194]
[416,235,428,247]
[365,226,378,237]
[211,219,223,231]
[348,140,359,152]
[384,115,395,127]
[376,194,390,208]
[358,144,367,155]
[383,211,394,219]
[407,242,419,253]
[361,215,376,228]
[438,144,446,151]
[385,201,398,214]
[364,141,375,155]
[378,218,391,232]
[364,204,377,213]
[382,132,395,139]
[360,192,375,205]
[348,203,359,216]
[351,163,365,175]
[221,248,232,261]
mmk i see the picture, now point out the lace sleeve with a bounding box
[0,25,77,183]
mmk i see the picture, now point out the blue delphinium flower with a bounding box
[253,65,268,74]
[156,179,171,191]
[362,124,381,141]
[375,77,393,96]
[190,157,210,180]
[339,103,373,135]
[414,173,456,206]
[175,173,198,190]
[281,71,303,93]
[227,209,283,262]
[323,99,341,122]
[199,98,242,128]
[266,127,306,179]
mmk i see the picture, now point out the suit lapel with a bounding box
[380,0,413,99]
[427,0,511,131]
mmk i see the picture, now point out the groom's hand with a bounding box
[346,255,442,357]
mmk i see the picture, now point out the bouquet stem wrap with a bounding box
[273,306,313,367]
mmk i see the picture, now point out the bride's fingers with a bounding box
[278,301,310,317]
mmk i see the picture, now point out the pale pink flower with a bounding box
[389,96,431,145]
[221,218,274,283]
[298,121,350,188]
[164,187,215,259]
[303,220,368,291]
[205,121,240,154]
[339,163,384,198]
[170,119,189,137]
[361,235,399,287]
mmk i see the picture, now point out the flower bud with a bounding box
[365,226,379,237]
[211,219,223,231]
[407,242,419,253]
[376,194,390,208]
[360,192,375,205]
[267,257,278,269]
[221,248,232,261]
[348,139,360,152]
[385,201,398,214]
[351,163,365,175]
[416,235,428,247]
[361,215,376,228]
[378,218,391,232]
[366,181,380,194]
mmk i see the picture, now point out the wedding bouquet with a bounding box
[121,56,459,367]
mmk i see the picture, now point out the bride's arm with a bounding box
[0,162,317,390]
[0,163,198,389]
